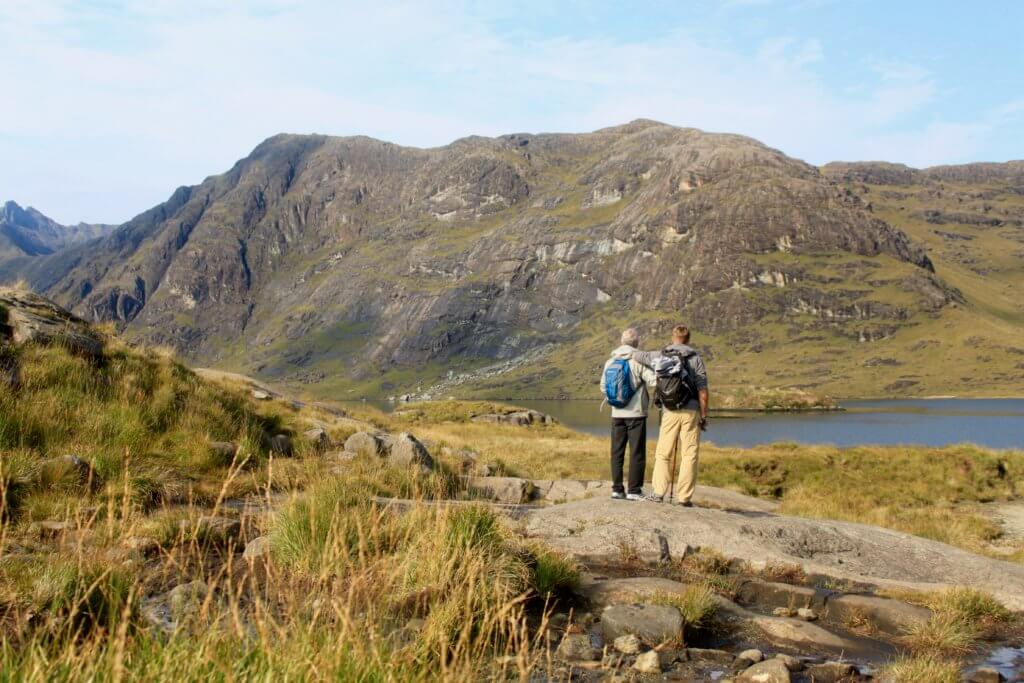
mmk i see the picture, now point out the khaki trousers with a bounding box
[652,408,701,502]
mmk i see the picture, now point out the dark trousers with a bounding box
[610,417,647,494]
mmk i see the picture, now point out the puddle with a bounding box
[972,645,1024,680]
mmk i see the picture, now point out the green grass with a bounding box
[879,656,962,683]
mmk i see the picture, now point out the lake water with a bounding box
[507,398,1024,449]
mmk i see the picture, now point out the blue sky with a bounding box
[1,0,1022,225]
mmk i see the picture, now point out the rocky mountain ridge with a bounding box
[0,200,113,263]
[3,120,1022,398]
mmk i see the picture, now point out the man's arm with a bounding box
[630,349,660,367]
[690,354,710,426]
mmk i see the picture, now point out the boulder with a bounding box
[208,441,239,462]
[467,476,534,504]
[470,409,555,427]
[736,658,792,683]
[735,579,827,613]
[266,434,292,456]
[600,604,684,646]
[0,288,104,358]
[386,433,435,470]
[555,633,598,662]
[37,454,103,491]
[967,668,1006,683]
[796,607,818,621]
[804,661,858,683]
[243,536,272,562]
[344,432,388,457]
[633,650,661,674]
[774,654,803,672]
[576,575,692,608]
[531,479,590,503]
[303,427,329,449]
[613,633,641,655]
[739,649,764,663]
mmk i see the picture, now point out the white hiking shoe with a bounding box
[625,493,644,501]
[610,491,626,500]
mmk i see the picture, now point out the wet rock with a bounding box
[386,433,435,470]
[243,536,271,562]
[467,476,535,504]
[804,661,857,683]
[266,434,292,456]
[613,633,641,654]
[966,667,1006,683]
[686,648,734,665]
[556,633,598,661]
[38,454,103,491]
[344,431,388,457]
[600,604,684,646]
[736,658,791,682]
[633,650,661,673]
[739,649,764,663]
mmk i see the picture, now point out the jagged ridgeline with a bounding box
[5,120,1023,398]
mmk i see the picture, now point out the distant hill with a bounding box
[3,121,1022,399]
[0,200,114,271]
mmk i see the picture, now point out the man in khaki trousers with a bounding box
[631,325,709,507]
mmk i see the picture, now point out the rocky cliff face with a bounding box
[5,121,995,397]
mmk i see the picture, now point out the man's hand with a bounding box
[699,415,708,431]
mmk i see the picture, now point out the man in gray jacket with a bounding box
[631,325,709,506]
[600,328,657,500]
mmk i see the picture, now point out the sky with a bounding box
[1,1,1022,225]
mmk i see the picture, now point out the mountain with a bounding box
[0,200,114,270]
[5,121,1022,399]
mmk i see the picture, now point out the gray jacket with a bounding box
[600,345,657,419]
[632,343,708,412]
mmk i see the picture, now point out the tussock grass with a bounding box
[650,584,719,634]
[879,656,962,683]
[897,587,1016,658]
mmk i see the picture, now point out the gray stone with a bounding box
[251,389,271,400]
[243,536,271,562]
[208,441,239,462]
[633,650,661,674]
[600,604,684,646]
[804,662,858,683]
[525,496,1024,610]
[303,427,329,449]
[0,288,104,358]
[736,658,791,683]
[735,579,827,613]
[967,667,1006,683]
[266,433,292,456]
[386,433,435,470]
[555,633,598,662]
[576,575,692,608]
[467,476,535,504]
[824,593,931,637]
[612,633,641,655]
[344,431,388,457]
[773,654,803,672]
[772,607,794,617]
[796,607,818,621]
[738,649,763,663]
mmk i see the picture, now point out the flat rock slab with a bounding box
[527,480,779,513]
[525,498,1024,609]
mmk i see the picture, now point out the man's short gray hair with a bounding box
[621,327,640,347]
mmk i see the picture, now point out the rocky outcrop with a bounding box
[526,497,1024,609]
[0,287,103,358]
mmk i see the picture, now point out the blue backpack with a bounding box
[603,359,636,408]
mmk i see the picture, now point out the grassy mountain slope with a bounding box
[3,124,1022,399]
